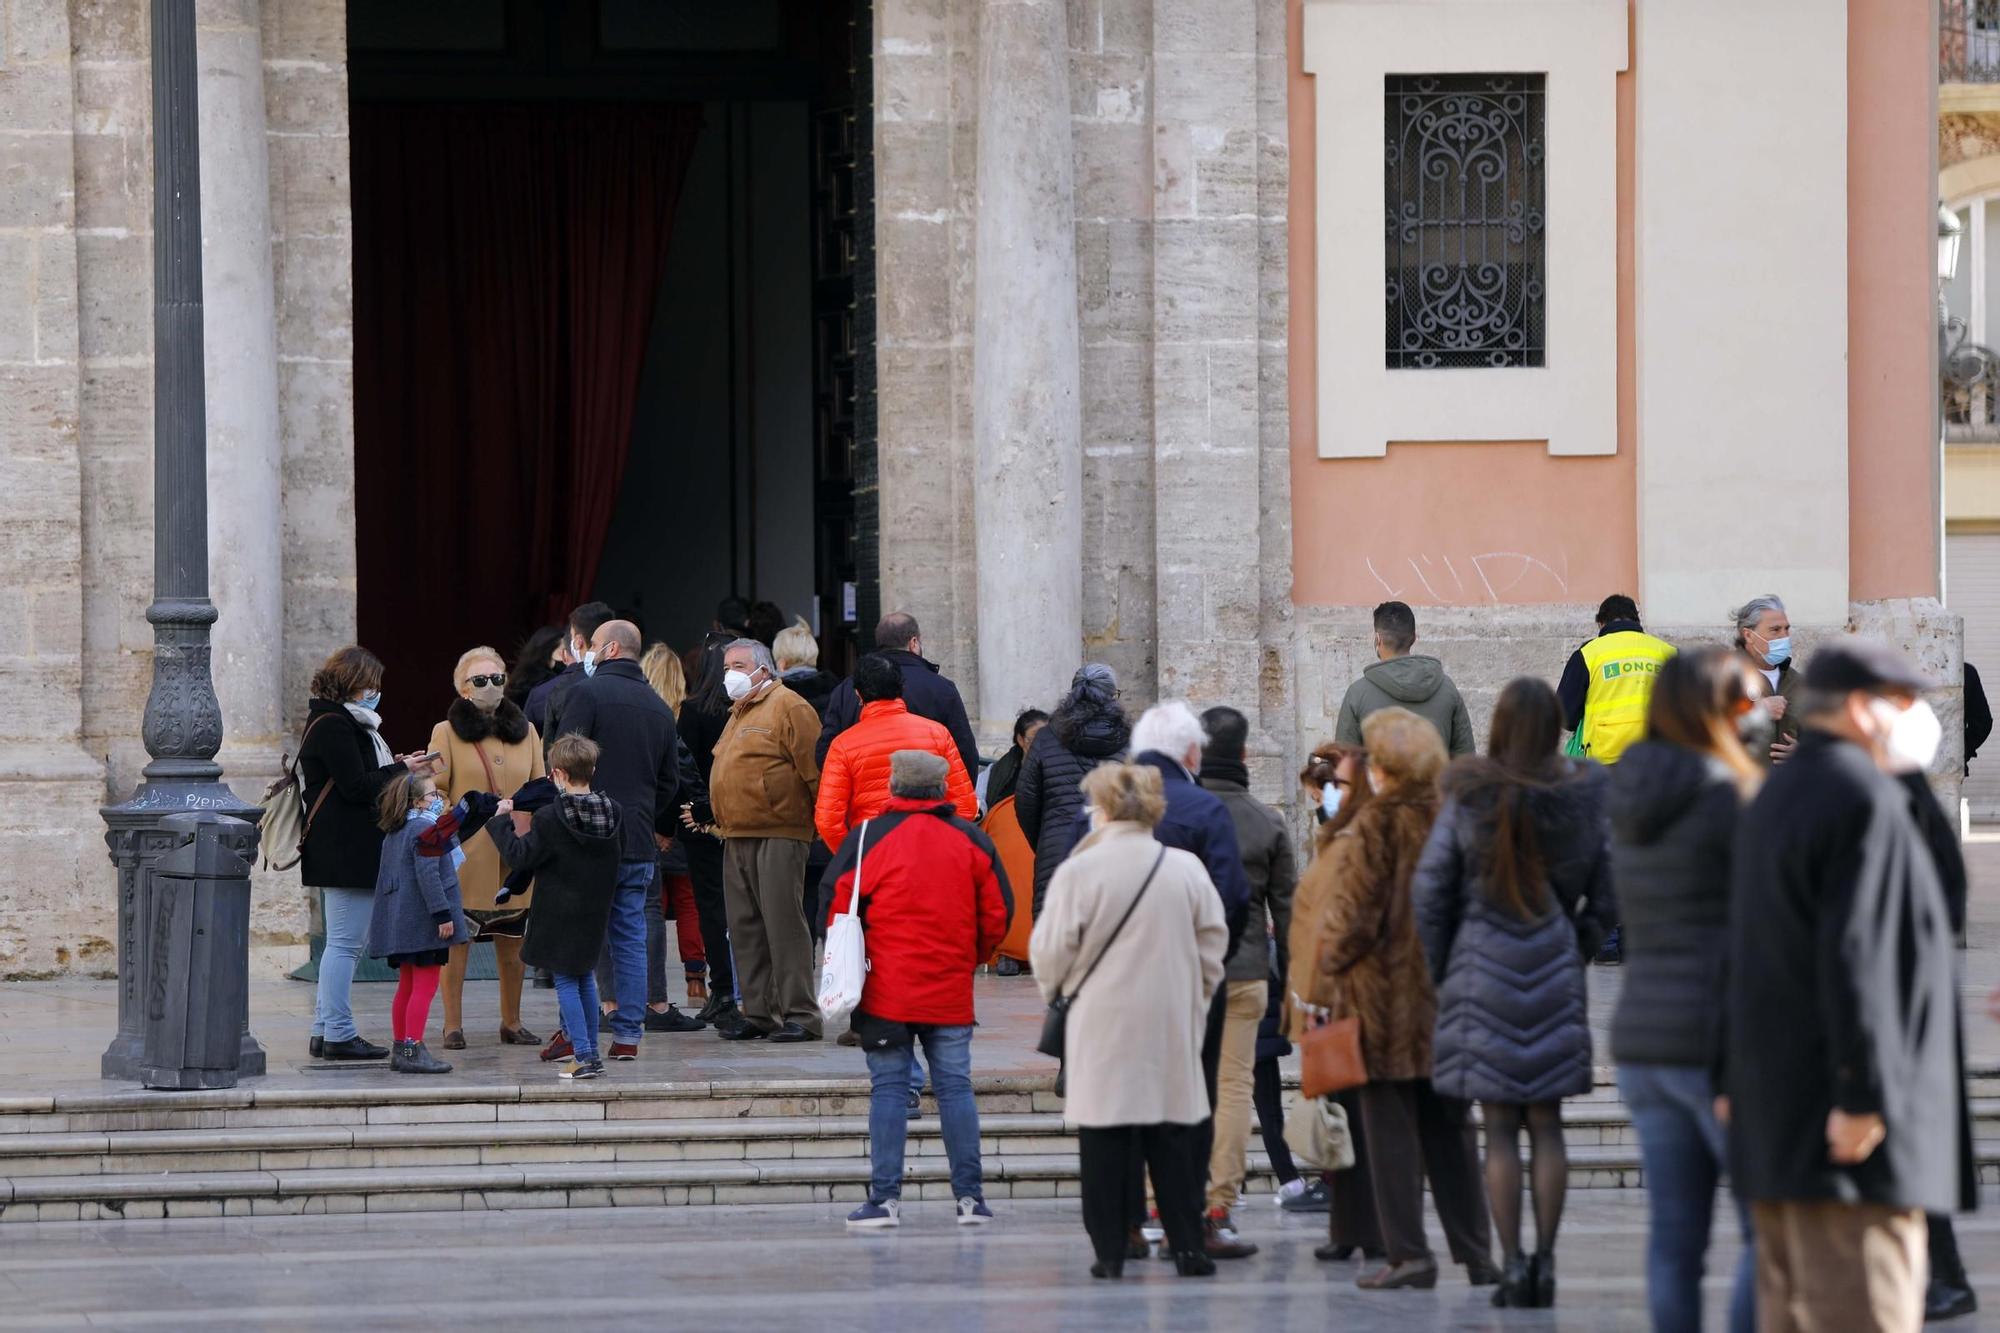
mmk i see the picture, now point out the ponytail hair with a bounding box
[376,770,424,833]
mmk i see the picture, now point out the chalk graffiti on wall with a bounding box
[1362,549,1572,604]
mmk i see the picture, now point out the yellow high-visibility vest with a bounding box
[1578,630,1676,765]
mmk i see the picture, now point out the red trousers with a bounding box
[662,872,705,971]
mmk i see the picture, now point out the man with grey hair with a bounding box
[1125,700,1256,1259]
[709,637,825,1041]
[1731,594,1799,763]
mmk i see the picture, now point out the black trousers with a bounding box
[1252,1056,1298,1186]
[1080,1124,1207,1266]
[1931,1212,1970,1290]
[1328,1087,1385,1254]
[1356,1079,1493,1266]
[681,835,733,996]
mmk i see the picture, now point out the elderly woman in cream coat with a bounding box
[1030,762,1228,1281]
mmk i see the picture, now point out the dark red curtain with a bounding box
[352,103,700,731]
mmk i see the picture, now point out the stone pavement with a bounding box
[0,1188,1993,1332]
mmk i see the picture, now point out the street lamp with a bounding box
[1941,204,1964,285]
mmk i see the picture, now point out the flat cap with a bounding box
[1802,640,1935,695]
[889,749,950,793]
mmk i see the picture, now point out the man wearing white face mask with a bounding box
[1721,641,1969,1333]
[542,600,616,757]
[708,637,825,1041]
[1731,595,1801,764]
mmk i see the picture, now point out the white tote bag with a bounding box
[817,821,871,1027]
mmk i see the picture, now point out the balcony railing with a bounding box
[1946,318,2000,441]
[1944,0,2000,84]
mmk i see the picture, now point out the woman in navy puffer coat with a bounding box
[1413,677,1616,1310]
[1015,664,1130,917]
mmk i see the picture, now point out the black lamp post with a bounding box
[99,0,264,1081]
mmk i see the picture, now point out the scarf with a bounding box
[447,696,531,746]
[1199,756,1251,789]
[408,806,463,872]
[344,702,394,766]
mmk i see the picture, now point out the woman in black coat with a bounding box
[1608,648,1759,1333]
[1015,664,1129,918]
[1413,677,1616,1309]
[675,644,737,1027]
[297,645,422,1061]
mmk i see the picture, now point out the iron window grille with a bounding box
[1385,73,1547,369]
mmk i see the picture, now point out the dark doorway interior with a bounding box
[348,0,872,727]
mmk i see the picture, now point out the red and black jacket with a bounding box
[822,796,1014,1026]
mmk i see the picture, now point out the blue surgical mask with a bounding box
[1320,785,1343,820]
[358,691,382,712]
[1762,636,1792,668]
[582,650,599,678]
[419,794,444,819]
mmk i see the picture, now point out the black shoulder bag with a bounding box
[1037,847,1168,1064]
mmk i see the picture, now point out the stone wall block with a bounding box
[1206,341,1259,453]
[878,216,953,344]
[260,0,344,63]
[33,229,78,360]
[70,131,139,230]
[1095,0,1153,52]
[1080,341,1152,447]
[262,63,344,137]
[268,131,349,240]
[1152,342,1207,453]
[272,235,350,360]
[278,476,353,571]
[194,0,257,29]
[0,234,35,362]
[77,363,150,452]
[74,230,150,359]
[8,0,69,64]
[1154,449,1253,554]
[882,0,947,53]
[1157,567,1205,642]
[0,365,80,461]
[877,120,951,219]
[0,588,28,654]
[0,59,68,131]
[1208,561,1261,641]
[0,131,75,227]
[881,51,948,125]
[1154,218,1258,343]
[1069,52,1148,125]
[1193,127,1259,220]
[1072,121,1150,220]
[71,61,149,137]
[69,0,146,60]
[1154,0,1256,55]
[29,582,83,658]
[1075,218,1152,343]
[275,359,350,465]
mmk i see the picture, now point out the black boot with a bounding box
[395,1039,452,1075]
[1530,1251,1556,1308]
[1492,1254,1532,1308]
[1173,1250,1217,1278]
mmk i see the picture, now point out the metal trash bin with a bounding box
[140,812,256,1090]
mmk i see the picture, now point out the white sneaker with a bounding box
[1275,1178,1308,1207]
[957,1197,994,1226]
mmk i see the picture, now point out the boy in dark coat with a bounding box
[1723,642,1968,1332]
[489,734,624,1080]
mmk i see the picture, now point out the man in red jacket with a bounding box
[816,654,977,854]
[828,750,1014,1231]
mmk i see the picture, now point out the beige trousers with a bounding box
[1205,979,1269,1212]
[1750,1199,1927,1333]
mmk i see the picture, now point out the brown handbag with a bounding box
[1297,878,1400,1098]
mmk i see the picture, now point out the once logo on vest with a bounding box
[1599,659,1662,681]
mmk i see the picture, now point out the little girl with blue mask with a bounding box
[366,772,469,1075]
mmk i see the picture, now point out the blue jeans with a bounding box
[865,1024,981,1203]
[606,862,653,1044]
[312,887,374,1043]
[1619,1064,1756,1333]
[554,972,601,1063]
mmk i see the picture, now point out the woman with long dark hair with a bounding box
[507,626,566,711]
[1610,648,1759,1333]
[1415,677,1617,1308]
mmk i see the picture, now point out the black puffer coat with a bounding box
[1014,703,1129,915]
[1607,742,1742,1068]
[1415,759,1615,1104]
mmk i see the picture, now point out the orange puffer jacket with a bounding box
[815,699,978,852]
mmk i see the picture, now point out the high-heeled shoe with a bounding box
[1090,1260,1124,1280]
[1530,1251,1557,1307]
[1491,1254,1533,1308]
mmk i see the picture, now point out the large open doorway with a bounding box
[348,0,874,725]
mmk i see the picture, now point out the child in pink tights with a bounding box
[367,771,469,1074]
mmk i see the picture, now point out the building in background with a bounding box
[0,0,1955,974]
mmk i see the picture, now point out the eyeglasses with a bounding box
[468,673,507,688]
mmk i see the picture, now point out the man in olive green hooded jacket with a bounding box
[1333,601,1476,758]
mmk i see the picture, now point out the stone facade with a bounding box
[0,0,352,977]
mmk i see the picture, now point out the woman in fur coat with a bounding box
[1287,709,1496,1294]
[424,645,547,1050]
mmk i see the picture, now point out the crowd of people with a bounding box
[285,589,1981,1330]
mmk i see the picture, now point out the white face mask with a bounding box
[1320,785,1343,820]
[581,649,599,678]
[1870,697,1941,773]
[723,668,756,701]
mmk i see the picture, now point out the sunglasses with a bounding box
[468,673,507,688]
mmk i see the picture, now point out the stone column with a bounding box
[971,0,1084,729]
[198,2,285,792]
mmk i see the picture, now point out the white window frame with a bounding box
[1303,0,1628,458]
